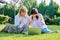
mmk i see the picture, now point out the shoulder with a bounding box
[15,14,19,18]
[38,13,43,17]
[38,13,42,16]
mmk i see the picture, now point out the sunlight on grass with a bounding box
[0,24,60,40]
[0,24,6,31]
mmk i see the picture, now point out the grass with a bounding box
[0,24,60,40]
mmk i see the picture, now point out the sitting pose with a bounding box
[1,6,29,35]
[29,8,57,34]
[15,6,29,34]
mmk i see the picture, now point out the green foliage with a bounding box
[57,8,60,16]
[38,0,46,15]
[0,0,60,25]
[0,8,3,14]
[0,4,19,18]
[0,15,10,24]
[54,17,60,25]
[45,0,59,18]
[0,4,19,24]
[46,17,60,25]
[4,4,14,18]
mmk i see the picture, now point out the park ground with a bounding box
[0,24,60,40]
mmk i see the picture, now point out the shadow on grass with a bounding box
[0,28,41,37]
[28,28,40,35]
[28,31,39,35]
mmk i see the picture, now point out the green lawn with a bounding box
[0,24,60,40]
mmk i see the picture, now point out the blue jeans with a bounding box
[41,28,52,34]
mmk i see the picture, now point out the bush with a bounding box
[44,15,50,24]
[54,17,60,25]
[8,17,14,24]
[46,17,60,25]
[49,18,55,25]
[0,15,10,24]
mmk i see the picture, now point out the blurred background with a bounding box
[0,0,60,25]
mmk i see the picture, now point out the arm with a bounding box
[15,16,20,26]
[15,16,25,28]
[39,14,46,25]
[29,16,34,27]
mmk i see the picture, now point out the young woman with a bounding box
[29,8,57,34]
[1,6,29,35]
[15,6,29,34]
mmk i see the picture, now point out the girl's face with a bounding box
[31,14,39,20]
[20,11,27,17]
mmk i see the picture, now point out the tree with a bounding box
[45,0,59,18]
[38,0,46,15]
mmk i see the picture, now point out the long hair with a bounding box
[19,6,28,14]
[30,8,39,20]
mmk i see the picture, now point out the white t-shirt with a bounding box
[15,14,29,28]
[30,13,47,29]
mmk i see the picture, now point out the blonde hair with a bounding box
[19,6,28,14]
